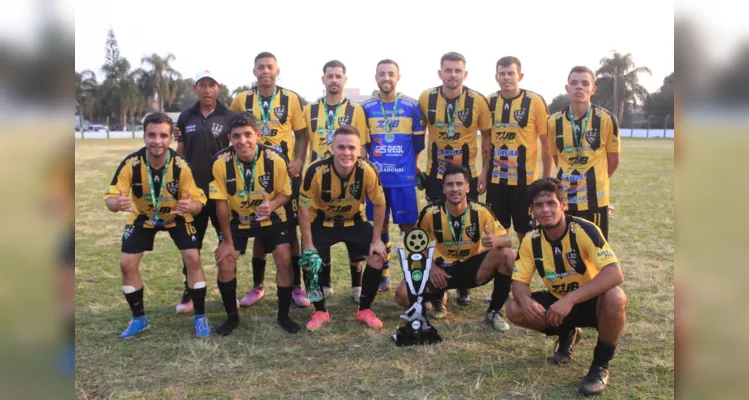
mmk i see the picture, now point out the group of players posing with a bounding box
[103,52,626,395]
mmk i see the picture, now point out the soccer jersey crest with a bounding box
[166,181,179,197]
[338,115,351,126]
[274,106,286,120]
[513,108,528,125]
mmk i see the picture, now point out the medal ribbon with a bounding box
[234,146,260,198]
[377,93,400,133]
[145,151,171,222]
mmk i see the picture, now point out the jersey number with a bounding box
[185,223,196,235]
[551,281,579,294]
[292,199,298,212]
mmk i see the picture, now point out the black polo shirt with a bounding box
[177,101,233,193]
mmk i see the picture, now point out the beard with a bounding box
[377,83,393,95]
[540,215,564,230]
[326,86,340,94]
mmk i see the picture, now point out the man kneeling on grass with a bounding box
[506,177,627,396]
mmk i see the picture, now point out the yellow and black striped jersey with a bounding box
[208,144,291,229]
[418,200,509,268]
[229,86,306,162]
[512,215,619,299]
[104,148,207,227]
[303,98,369,162]
[486,89,549,186]
[299,156,385,227]
[548,104,620,211]
[418,86,492,180]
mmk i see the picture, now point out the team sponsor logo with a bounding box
[437,148,463,157]
[545,270,557,282]
[493,149,518,157]
[492,170,500,178]
[553,246,562,256]
[597,249,614,260]
[373,145,405,156]
[274,106,286,120]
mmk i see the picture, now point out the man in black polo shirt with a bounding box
[173,69,234,313]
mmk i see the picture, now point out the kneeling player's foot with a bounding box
[278,316,301,333]
[553,327,583,365]
[292,288,311,308]
[216,318,239,336]
[351,287,361,304]
[579,364,609,396]
[193,314,212,338]
[323,286,334,297]
[239,287,264,307]
[355,309,383,329]
[429,301,448,319]
[176,288,193,314]
[485,310,510,332]
[120,316,150,339]
[378,276,391,292]
[457,289,472,306]
[306,311,331,331]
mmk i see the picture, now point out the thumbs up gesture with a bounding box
[481,225,496,249]
[256,192,272,221]
[173,192,193,215]
[117,189,136,213]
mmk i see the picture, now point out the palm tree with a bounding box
[75,69,98,126]
[140,53,181,112]
[595,51,651,122]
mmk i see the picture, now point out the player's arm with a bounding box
[177,164,206,215]
[533,97,553,177]
[209,160,234,252]
[298,167,318,252]
[105,159,134,213]
[229,92,246,113]
[366,167,387,258]
[605,113,621,178]
[355,107,369,159]
[288,96,308,178]
[547,116,559,171]
[511,239,547,324]
[479,127,492,194]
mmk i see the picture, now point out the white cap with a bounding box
[194,69,218,84]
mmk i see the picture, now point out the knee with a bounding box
[602,286,627,313]
[367,255,384,270]
[394,282,409,307]
[119,258,138,275]
[488,247,515,275]
[505,300,522,324]
[218,257,236,277]
[183,251,201,269]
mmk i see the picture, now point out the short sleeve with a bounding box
[476,95,492,131]
[512,237,536,284]
[417,206,433,237]
[533,96,550,136]
[411,103,426,134]
[579,224,619,270]
[604,113,621,153]
[104,158,132,200]
[547,116,559,156]
[229,92,246,113]
[354,106,370,145]
[365,165,386,205]
[274,156,292,197]
[177,160,207,205]
[290,94,307,131]
[209,159,228,200]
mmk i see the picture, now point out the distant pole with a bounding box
[613,66,619,120]
[106,116,110,139]
[665,114,672,138]
[647,115,654,138]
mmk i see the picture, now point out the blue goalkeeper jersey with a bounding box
[362,94,426,188]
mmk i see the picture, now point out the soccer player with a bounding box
[481,56,551,243]
[173,69,233,314]
[361,59,426,293]
[394,164,515,330]
[298,125,387,331]
[547,66,621,239]
[104,112,211,338]
[303,60,369,296]
[418,51,492,307]
[507,177,627,396]
[230,52,310,309]
[210,113,301,335]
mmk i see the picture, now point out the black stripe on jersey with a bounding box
[501,97,512,124]
[343,101,355,127]
[321,165,332,203]
[489,143,497,178]
[278,88,289,124]
[244,92,255,112]
[531,234,545,278]
[518,92,532,128]
[590,110,602,150]
[131,148,147,199]
[567,228,588,275]
[555,112,565,153]
[110,152,136,186]
[310,102,320,133]
[586,167,598,209]
[573,216,607,248]
[432,202,445,244]
[225,154,237,196]
[353,162,365,201]
[303,158,327,192]
[489,94,499,126]
[567,169,581,213]
[262,152,274,194]
[517,145,527,186]
[429,142,439,178]
[461,142,471,171]
[468,205,480,243]
[427,89,439,126]
[462,89,474,127]
[172,151,183,184]
[499,143,508,185]
[417,204,432,227]
[551,240,567,275]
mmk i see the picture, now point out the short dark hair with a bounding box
[376,59,399,72]
[527,177,567,203]
[444,163,470,182]
[333,125,359,139]
[496,56,521,72]
[143,112,173,133]
[254,52,277,64]
[567,66,595,83]
[323,60,346,75]
[440,52,466,67]
[228,112,258,133]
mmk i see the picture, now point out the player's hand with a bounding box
[546,297,573,327]
[288,159,303,178]
[481,225,496,248]
[117,189,136,213]
[215,241,235,265]
[369,239,387,260]
[256,192,272,221]
[522,299,548,325]
[478,173,488,195]
[172,192,193,215]
[428,266,451,290]
[172,124,182,139]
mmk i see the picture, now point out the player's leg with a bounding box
[454,179,481,305]
[473,247,515,332]
[240,239,267,307]
[268,235,301,333]
[176,203,209,314]
[306,223,336,331]
[387,186,420,292]
[504,290,554,332]
[118,221,155,338]
[170,219,211,337]
[287,177,309,307]
[215,227,246,337]
[350,221,385,329]
[347,249,364,304]
[579,286,627,396]
[510,185,533,243]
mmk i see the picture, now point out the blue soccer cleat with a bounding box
[194,314,212,338]
[120,316,150,339]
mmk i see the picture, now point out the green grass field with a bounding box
[75,138,674,399]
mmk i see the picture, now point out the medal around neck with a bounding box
[393,228,443,346]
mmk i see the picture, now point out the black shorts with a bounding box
[424,176,479,203]
[532,290,599,329]
[486,184,532,234]
[311,220,374,262]
[426,251,490,292]
[284,176,301,228]
[222,222,291,255]
[121,215,200,254]
[60,229,75,268]
[568,206,609,240]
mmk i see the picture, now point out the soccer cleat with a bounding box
[579,364,610,396]
[351,287,361,304]
[378,276,391,292]
[120,316,150,339]
[239,287,265,307]
[485,310,511,332]
[355,309,383,329]
[193,314,212,338]
[553,328,583,365]
[457,288,472,306]
[306,311,331,331]
[429,296,448,319]
[323,285,334,297]
[176,288,193,314]
[292,288,311,308]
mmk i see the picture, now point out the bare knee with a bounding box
[505,300,523,324]
[218,258,236,281]
[120,258,139,275]
[367,254,384,270]
[602,286,627,313]
[182,250,201,270]
[394,281,409,307]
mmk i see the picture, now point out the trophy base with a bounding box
[393,324,442,347]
